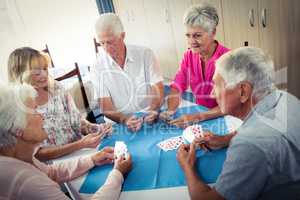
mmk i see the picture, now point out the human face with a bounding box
[185,26,215,54]
[21,98,48,144]
[29,57,49,89]
[97,30,125,60]
[211,73,241,116]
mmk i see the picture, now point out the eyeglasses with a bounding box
[185,32,203,40]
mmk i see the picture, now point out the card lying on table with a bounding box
[114,141,128,159]
[157,136,185,151]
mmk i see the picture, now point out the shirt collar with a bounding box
[208,40,221,62]
[100,45,134,68]
[124,45,134,63]
[243,89,282,123]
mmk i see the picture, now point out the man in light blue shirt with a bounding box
[177,47,300,200]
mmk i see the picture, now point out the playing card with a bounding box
[90,125,107,140]
[182,124,203,143]
[157,136,185,151]
[159,112,175,123]
[114,141,128,159]
[165,114,175,122]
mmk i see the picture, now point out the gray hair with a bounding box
[95,13,124,36]
[0,83,37,148]
[216,47,275,98]
[183,3,219,33]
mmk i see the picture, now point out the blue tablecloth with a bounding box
[80,105,228,193]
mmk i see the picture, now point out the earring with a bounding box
[14,128,24,137]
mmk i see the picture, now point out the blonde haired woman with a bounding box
[8,47,112,161]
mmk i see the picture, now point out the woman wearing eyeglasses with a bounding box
[160,3,230,128]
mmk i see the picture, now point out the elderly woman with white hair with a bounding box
[7,47,113,161]
[177,47,300,200]
[160,3,231,128]
[0,83,132,200]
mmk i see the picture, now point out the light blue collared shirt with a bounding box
[215,90,300,200]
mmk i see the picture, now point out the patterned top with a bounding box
[37,82,82,146]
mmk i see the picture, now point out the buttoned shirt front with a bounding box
[90,45,163,114]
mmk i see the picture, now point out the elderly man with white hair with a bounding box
[0,83,132,200]
[177,47,300,200]
[90,13,164,132]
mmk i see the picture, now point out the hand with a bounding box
[169,114,200,128]
[114,153,133,175]
[194,131,233,151]
[97,123,113,136]
[92,146,114,166]
[125,115,143,132]
[144,110,158,124]
[79,132,103,148]
[176,143,197,171]
[159,110,176,122]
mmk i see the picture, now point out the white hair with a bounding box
[95,13,124,36]
[183,3,219,33]
[216,47,275,98]
[0,83,37,148]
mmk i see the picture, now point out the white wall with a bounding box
[0,0,99,83]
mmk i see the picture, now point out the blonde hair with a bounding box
[7,47,54,90]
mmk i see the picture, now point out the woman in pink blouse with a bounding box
[8,47,113,161]
[0,83,132,200]
[160,4,230,128]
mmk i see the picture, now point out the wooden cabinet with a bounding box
[168,0,193,68]
[222,0,287,71]
[286,0,300,98]
[222,0,260,48]
[222,0,293,93]
[143,0,179,79]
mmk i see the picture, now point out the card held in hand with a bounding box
[182,124,203,143]
[157,136,185,151]
[114,141,128,159]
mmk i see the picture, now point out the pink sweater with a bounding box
[171,42,230,108]
[0,155,123,200]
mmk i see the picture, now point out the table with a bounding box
[54,100,242,200]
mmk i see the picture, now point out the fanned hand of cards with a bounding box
[182,124,203,143]
[157,136,185,151]
[114,141,129,159]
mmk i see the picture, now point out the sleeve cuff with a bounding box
[150,76,164,85]
[82,155,95,169]
[110,169,124,184]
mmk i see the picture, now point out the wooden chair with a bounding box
[55,62,103,123]
[93,38,101,55]
[42,44,55,68]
